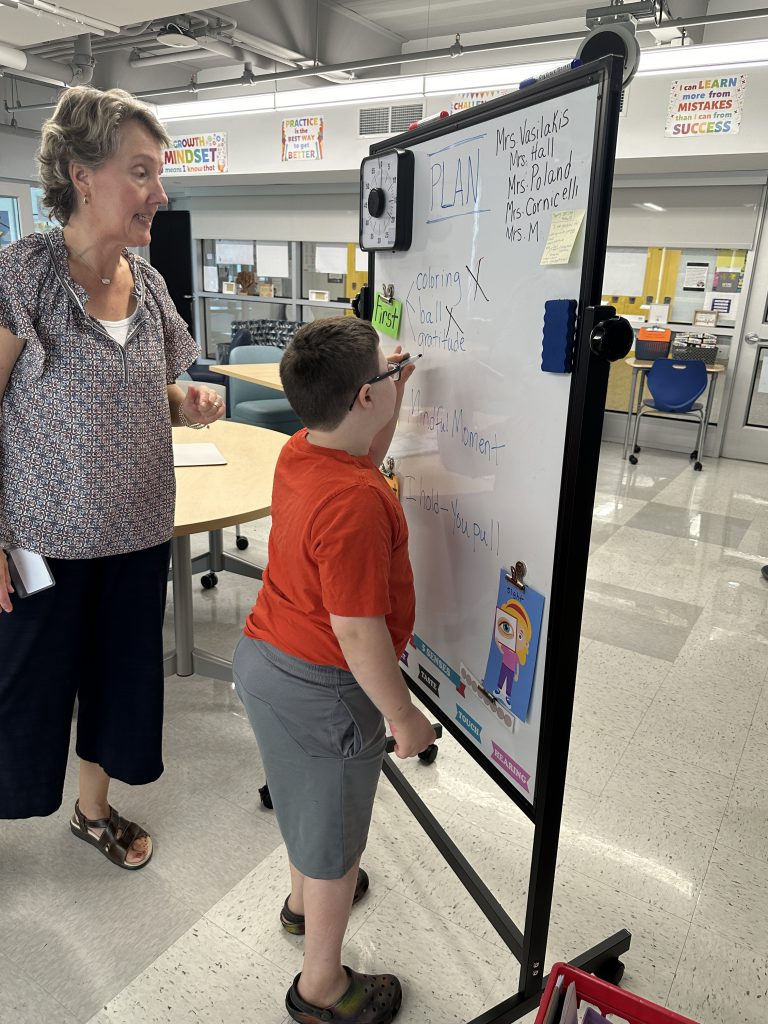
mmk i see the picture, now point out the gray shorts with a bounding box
[233,636,386,879]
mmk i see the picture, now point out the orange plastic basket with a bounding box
[534,964,699,1024]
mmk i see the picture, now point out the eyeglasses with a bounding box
[348,362,405,411]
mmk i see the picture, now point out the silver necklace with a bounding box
[68,243,117,286]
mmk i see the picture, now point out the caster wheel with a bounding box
[633,445,641,454]
[694,461,703,472]
[594,957,625,986]
[201,572,218,590]
[690,449,698,460]
[628,454,638,465]
[258,784,273,810]
[236,536,249,550]
[418,744,438,764]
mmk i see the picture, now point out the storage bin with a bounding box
[635,328,671,361]
[535,963,699,1024]
[670,339,718,365]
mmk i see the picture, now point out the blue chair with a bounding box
[229,344,302,434]
[629,359,708,471]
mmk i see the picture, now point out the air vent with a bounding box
[619,86,629,117]
[359,107,390,136]
[359,103,424,137]
[390,103,423,133]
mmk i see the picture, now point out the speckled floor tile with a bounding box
[586,549,652,588]
[672,622,768,684]
[342,889,503,1023]
[718,779,768,866]
[602,740,732,838]
[0,862,199,1021]
[566,722,634,796]
[653,664,761,731]
[625,503,752,548]
[753,686,768,733]
[591,492,649,526]
[631,700,748,778]
[576,640,672,699]
[0,952,79,1024]
[572,671,652,741]
[559,801,715,921]
[652,474,768,520]
[395,817,533,950]
[580,580,702,661]
[668,925,768,1024]
[589,520,622,553]
[693,842,768,958]
[547,865,690,1006]
[93,918,291,1023]
[736,729,768,778]
[599,525,679,566]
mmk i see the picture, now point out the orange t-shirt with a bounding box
[244,429,415,671]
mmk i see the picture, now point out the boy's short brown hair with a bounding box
[280,317,380,429]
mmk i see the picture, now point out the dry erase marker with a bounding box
[397,354,422,370]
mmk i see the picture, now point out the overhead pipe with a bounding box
[14,0,119,35]
[0,33,94,86]
[128,49,213,68]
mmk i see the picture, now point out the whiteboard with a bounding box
[602,249,648,297]
[375,78,607,808]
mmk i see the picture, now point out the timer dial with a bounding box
[359,148,414,253]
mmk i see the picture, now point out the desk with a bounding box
[166,420,286,680]
[622,357,726,463]
[212,363,284,391]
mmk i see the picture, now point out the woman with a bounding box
[0,87,224,868]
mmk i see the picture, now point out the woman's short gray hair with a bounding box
[37,86,170,225]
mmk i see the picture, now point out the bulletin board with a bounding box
[371,61,622,816]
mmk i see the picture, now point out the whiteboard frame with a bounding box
[367,58,631,1015]
[369,60,621,823]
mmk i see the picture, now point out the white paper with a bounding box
[759,352,768,395]
[602,250,647,297]
[683,261,709,290]
[256,242,289,279]
[540,209,585,266]
[203,266,219,292]
[315,244,347,275]
[8,548,54,594]
[559,981,578,1024]
[355,247,369,273]
[215,241,254,266]
[173,443,227,467]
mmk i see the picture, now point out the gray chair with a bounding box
[229,344,302,434]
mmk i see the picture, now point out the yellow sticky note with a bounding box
[540,209,586,266]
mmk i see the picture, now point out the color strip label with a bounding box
[491,741,531,792]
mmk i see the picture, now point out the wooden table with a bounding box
[166,420,287,680]
[212,363,284,391]
[622,357,726,462]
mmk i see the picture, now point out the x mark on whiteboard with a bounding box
[466,258,489,302]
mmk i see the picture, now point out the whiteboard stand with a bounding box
[363,56,635,1022]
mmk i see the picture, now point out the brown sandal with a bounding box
[70,800,153,870]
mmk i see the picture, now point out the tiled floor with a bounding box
[2,441,767,1024]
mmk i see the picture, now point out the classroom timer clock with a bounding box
[359,148,415,252]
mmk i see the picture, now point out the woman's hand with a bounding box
[0,550,14,614]
[181,385,225,426]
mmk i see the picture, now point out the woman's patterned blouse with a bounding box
[0,228,198,559]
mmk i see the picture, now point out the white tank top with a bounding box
[98,309,137,348]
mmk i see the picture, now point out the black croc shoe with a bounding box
[285,966,402,1024]
[281,868,370,935]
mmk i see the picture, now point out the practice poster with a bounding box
[282,116,324,161]
[665,74,747,137]
[164,132,228,175]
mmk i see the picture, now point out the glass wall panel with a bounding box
[0,196,21,249]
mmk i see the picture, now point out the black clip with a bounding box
[505,561,527,591]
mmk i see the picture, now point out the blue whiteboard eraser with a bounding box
[541,299,577,373]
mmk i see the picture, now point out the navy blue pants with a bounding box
[0,541,171,818]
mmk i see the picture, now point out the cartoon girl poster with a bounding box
[482,568,544,722]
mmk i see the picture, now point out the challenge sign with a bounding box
[164,132,228,175]
[666,74,747,137]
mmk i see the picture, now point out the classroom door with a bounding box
[149,209,194,332]
[722,194,768,464]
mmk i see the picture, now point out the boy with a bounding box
[233,317,435,1024]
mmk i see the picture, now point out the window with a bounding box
[0,196,21,249]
